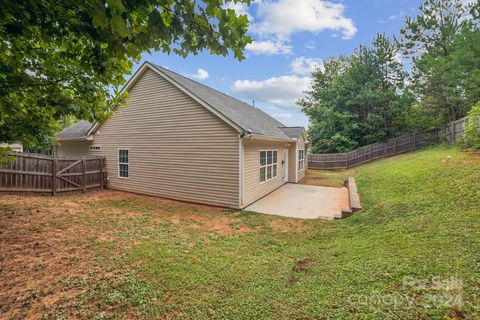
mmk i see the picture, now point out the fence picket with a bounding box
[308,118,466,169]
[0,153,103,194]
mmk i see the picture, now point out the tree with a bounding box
[299,56,360,153]
[347,33,409,144]
[299,34,410,153]
[0,0,251,151]
[449,5,480,114]
[462,101,480,151]
[397,0,475,125]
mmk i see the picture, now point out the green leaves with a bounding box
[462,101,480,151]
[107,0,126,13]
[92,6,108,28]
[397,0,478,125]
[299,35,410,153]
[0,0,251,149]
[110,14,130,37]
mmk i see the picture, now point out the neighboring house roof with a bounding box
[58,62,304,141]
[58,120,94,140]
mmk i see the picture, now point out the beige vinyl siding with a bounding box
[58,68,240,208]
[297,135,306,182]
[56,140,92,157]
[286,135,307,183]
[288,145,297,183]
[242,139,288,207]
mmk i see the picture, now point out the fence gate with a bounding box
[0,153,105,195]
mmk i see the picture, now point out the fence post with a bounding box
[369,145,372,161]
[452,121,457,143]
[413,133,416,149]
[19,154,23,189]
[436,129,440,144]
[52,158,57,196]
[394,138,397,154]
[82,157,86,193]
[99,157,104,190]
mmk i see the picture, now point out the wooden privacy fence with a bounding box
[0,153,105,194]
[442,117,466,143]
[308,118,466,169]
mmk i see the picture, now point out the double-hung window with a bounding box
[118,149,129,178]
[298,149,305,171]
[260,150,277,183]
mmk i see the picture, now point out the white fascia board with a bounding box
[246,134,294,143]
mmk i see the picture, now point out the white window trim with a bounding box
[89,144,102,151]
[259,149,279,184]
[298,149,305,172]
[118,148,129,179]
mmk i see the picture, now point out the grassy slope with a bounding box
[85,145,479,319]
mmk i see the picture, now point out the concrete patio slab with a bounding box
[245,183,350,220]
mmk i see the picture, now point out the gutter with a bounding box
[57,135,94,142]
[244,133,296,143]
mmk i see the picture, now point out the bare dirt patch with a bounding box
[292,258,314,273]
[0,195,102,319]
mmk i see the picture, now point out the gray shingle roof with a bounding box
[58,63,305,140]
[58,120,93,139]
[279,127,305,139]
[154,65,292,139]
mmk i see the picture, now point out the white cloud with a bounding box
[191,68,209,80]
[306,41,316,50]
[290,56,323,75]
[222,2,253,21]
[245,40,292,55]
[231,75,311,109]
[378,9,406,23]
[253,0,357,40]
[272,113,293,121]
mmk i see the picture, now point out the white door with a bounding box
[283,149,288,182]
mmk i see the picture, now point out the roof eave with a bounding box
[57,135,93,142]
[245,133,295,143]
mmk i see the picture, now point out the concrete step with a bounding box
[334,177,362,219]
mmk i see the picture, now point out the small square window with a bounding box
[260,151,266,166]
[260,167,266,182]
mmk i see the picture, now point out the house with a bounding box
[0,143,23,153]
[56,62,308,209]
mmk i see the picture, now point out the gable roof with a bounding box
[152,65,291,139]
[58,120,94,140]
[58,62,304,141]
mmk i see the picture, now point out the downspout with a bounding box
[238,131,246,209]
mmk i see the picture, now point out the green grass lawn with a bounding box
[1,145,479,319]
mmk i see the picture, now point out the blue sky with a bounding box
[133,0,423,128]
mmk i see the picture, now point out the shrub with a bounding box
[462,101,480,151]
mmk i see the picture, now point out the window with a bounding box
[260,150,278,183]
[298,149,305,171]
[89,145,101,151]
[118,149,129,178]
